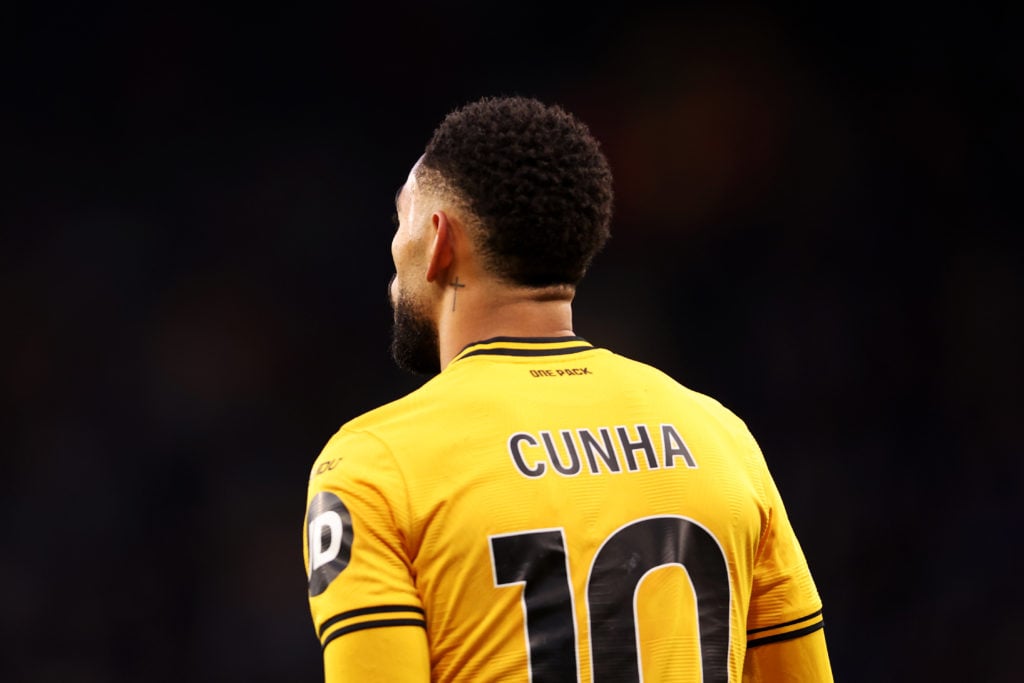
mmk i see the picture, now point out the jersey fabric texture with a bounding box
[303,337,827,682]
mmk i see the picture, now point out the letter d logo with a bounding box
[306,492,353,596]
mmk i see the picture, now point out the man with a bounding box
[303,96,833,682]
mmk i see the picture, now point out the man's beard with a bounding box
[389,281,440,376]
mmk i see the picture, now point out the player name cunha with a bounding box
[507,424,697,478]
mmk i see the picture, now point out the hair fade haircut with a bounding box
[419,96,614,287]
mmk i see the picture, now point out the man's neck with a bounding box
[437,283,576,369]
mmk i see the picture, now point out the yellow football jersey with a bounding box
[303,337,831,682]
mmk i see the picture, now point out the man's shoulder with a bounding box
[607,351,746,418]
[307,383,434,485]
[341,372,450,432]
[313,349,754,472]
[318,372,456,456]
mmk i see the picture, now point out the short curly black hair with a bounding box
[419,96,614,287]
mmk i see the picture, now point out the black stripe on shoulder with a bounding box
[747,620,825,649]
[321,618,427,650]
[747,609,823,635]
[459,345,593,359]
[318,604,425,638]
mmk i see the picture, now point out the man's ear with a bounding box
[425,210,455,283]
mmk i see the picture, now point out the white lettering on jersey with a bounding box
[309,510,344,572]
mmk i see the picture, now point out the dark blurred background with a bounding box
[2,2,1020,681]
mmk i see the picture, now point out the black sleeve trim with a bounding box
[318,604,425,638]
[747,620,825,649]
[747,608,823,635]
[321,618,427,650]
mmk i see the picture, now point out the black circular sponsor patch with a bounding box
[306,491,353,596]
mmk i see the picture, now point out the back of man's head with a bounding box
[419,96,614,288]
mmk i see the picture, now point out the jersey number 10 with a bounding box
[489,515,731,683]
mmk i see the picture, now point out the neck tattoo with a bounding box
[450,276,466,311]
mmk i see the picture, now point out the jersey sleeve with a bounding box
[303,427,430,681]
[742,627,833,682]
[745,462,829,672]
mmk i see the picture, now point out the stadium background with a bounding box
[2,3,1018,681]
